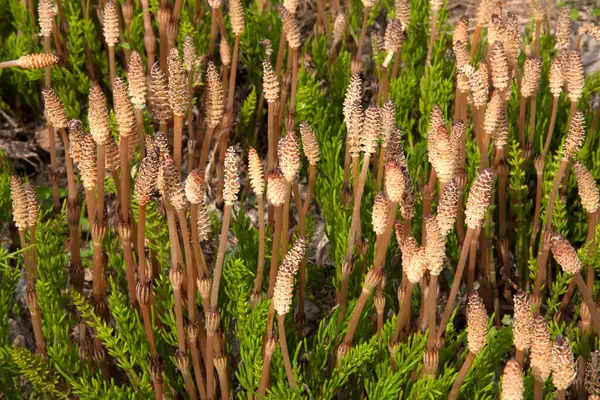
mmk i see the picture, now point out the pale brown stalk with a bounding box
[209,205,232,308]
[448,351,475,400]
[267,206,283,297]
[43,37,60,214]
[277,314,296,389]
[25,289,47,358]
[177,211,197,321]
[108,46,116,86]
[198,127,215,169]
[251,194,267,306]
[157,6,169,72]
[187,323,207,399]
[208,8,218,55]
[356,6,371,62]
[529,156,545,252]
[425,10,439,67]
[542,96,559,159]
[292,184,307,323]
[302,164,317,216]
[257,334,277,396]
[139,0,156,72]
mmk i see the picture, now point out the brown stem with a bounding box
[533,379,543,400]
[281,183,292,258]
[251,195,267,305]
[573,272,600,332]
[189,341,207,399]
[0,60,21,69]
[467,229,478,293]
[277,314,296,389]
[342,288,373,347]
[587,103,600,149]
[288,49,299,116]
[530,166,544,252]
[448,351,476,400]
[341,143,352,204]
[470,25,482,58]
[375,146,385,192]
[557,389,566,400]
[257,349,274,396]
[302,164,317,217]
[206,331,216,399]
[173,287,187,352]
[181,366,197,400]
[315,0,330,40]
[135,109,146,156]
[436,228,475,342]
[28,300,47,358]
[158,17,168,73]
[338,154,372,317]
[208,8,218,55]
[216,361,229,399]
[166,203,184,276]
[137,205,148,280]
[356,7,370,62]
[527,95,538,147]
[586,211,598,292]
[267,206,284,298]
[198,126,215,169]
[426,274,438,349]
[173,115,184,173]
[84,189,97,229]
[227,36,241,112]
[275,30,287,78]
[209,205,233,307]
[540,98,559,159]
[177,211,197,321]
[267,102,277,172]
[422,170,437,244]
[517,96,527,148]
[109,46,116,88]
[215,8,226,43]
[391,280,414,342]
[140,304,157,356]
[425,11,438,67]
[18,230,36,286]
[139,0,156,73]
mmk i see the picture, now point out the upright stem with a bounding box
[135,109,146,156]
[251,195,267,305]
[0,60,21,69]
[533,20,542,57]
[267,206,283,297]
[342,288,372,347]
[206,330,216,399]
[436,228,475,342]
[189,340,207,399]
[190,205,209,277]
[470,25,482,58]
[375,146,385,192]
[544,159,569,232]
[557,389,566,400]
[302,164,317,217]
[533,379,543,400]
[227,36,241,112]
[267,102,277,172]
[208,8,217,54]
[96,143,106,222]
[275,31,287,78]
[137,205,148,280]
[109,46,116,87]
[288,49,299,117]
[356,7,370,62]
[257,349,274,396]
[530,166,544,251]
[177,211,197,321]
[527,95,538,147]
[391,280,414,342]
[173,115,184,172]
[209,205,232,307]
[426,274,438,349]
[573,273,600,332]
[315,0,330,40]
[198,127,215,169]
[277,314,296,389]
[425,11,438,67]
[280,183,292,258]
[448,351,476,400]
[173,287,187,352]
[292,184,307,323]
[467,226,478,293]
[44,36,61,214]
[542,96,559,159]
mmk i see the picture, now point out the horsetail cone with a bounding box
[384,161,403,203]
[42,87,69,129]
[267,169,286,207]
[103,0,120,46]
[333,13,348,44]
[520,57,542,98]
[383,19,404,67]
[493,109,509,149]
[167,48,187,116]
[530,315,552,381]
[135,150,159,207]
[475,0,492,26]
[79,135,97,190]
[278,132,300,183]
[430,125,456,183]
[299,122,320,165]
[11,177,29,230]
[113,77,136,137]
[248,148,265,196]
[427,104,445,141]
[487,14,505,45]
[185,168,204,204]
[343,74,362,122]
[563,110,585,160]
[550,234,581,275]
[554,7,571,51]
[512,291,533,352]
[552,335,575,391]
[572,161,600,214]
[504,13,521,65]
[395,0,410,29]
[25,186,38,228]
[501,359,524,400]
[38,0,56,37]
[68,119,85,164]
[567,50,584,103]
[223,147,240,206]
[465,169,495,229]
[163,157,188,211]
[128,52,147,109]
[469,62,489,108]
[262,60,279,103]
[88,83,111,145]
[372,192,389,236]
[484,91,502,137]
[381,100,395,147]
[18,54,60,69]
[205,61,224,129]
[230,0,245,36]
[586,351,600,395]
[453,16,468,46]
[467,291,488,354]
[150,63,171,124]
[402,236,427,284]
[362,106,381,154]
[183,35,196,71]
[277,5,301,49]
[490,41,510,93]
[399,166,415,221]
[425,214,445,275]
[196,197,211,241]
[453,41,469,69]
[436,179,458,237]
[104,136,120,172]
[346,104,364,158]
[273,237,307,316]
[549,58,564,97]
[220,39,231,66]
